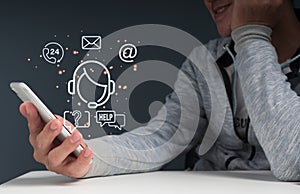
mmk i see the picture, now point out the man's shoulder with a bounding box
[181,37,232,78]
[190,37,231,61]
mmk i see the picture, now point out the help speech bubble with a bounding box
[96,110,116,127]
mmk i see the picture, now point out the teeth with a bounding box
[216,7,226,13]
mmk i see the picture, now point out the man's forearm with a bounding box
[232,25,300,181]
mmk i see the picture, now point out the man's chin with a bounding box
[217,26,232,37]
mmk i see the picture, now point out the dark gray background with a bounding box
[0,0,219,184]
[1,0,299,184]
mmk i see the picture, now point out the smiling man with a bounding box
[20,0,300,181]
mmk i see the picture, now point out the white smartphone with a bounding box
[10,82,84,157]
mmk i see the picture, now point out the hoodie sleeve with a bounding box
[232,25,300,181]
[82,47,211,178]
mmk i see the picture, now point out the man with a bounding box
[20,0,300,180]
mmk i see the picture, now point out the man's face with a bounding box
[204,0,234,37]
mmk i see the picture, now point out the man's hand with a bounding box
[19,102,93,178]
[231,0,285,30]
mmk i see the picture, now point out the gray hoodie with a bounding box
[83,25,300,181]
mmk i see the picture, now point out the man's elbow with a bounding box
[271,163,300,181]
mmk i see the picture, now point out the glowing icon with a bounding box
[96,110,116,127]
[68,60,115,109]
[63,110,91,132]
[118,43,138,63]
[42,42,64,64]
[81,36,101,50]
[111,114,126,130]
[96,110,126,130]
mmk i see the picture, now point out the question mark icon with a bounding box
[72,110,82,127]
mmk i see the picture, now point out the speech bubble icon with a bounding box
[72,110,82,126]
[63,110,74,132]
[96,110,116,127]
[63,110,91,132]
[108,114,126,130]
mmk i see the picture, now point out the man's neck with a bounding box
[272,7,300,64]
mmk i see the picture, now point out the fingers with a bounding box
[56,115,74,129]
[56,115,87,147]
[34,120,92,178]
[33,120,63,162]
[47,131,83,167]
[20,102,45,136]
[231,0,284,30]
[64,147,93,178]
[46,132,93,178]
[20,102,93,178]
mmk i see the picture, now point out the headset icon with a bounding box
[68,60,115,109]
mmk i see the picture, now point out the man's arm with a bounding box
[232,25,300,181]
[83,53,209,177]
[21,45,212,178]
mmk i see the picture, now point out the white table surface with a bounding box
[1,170,299,194]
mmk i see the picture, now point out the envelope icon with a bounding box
[81,36,101,50]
